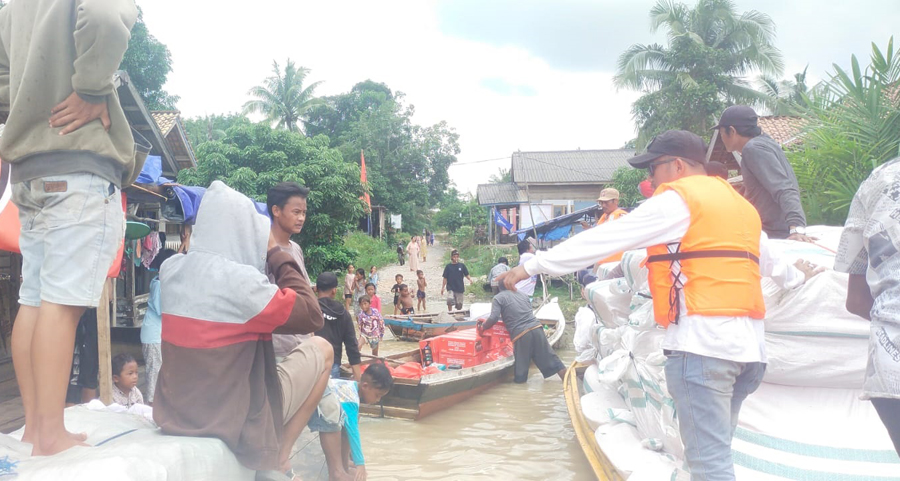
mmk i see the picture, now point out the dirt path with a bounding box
[373,237,453,314]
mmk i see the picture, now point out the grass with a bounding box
[344,232,397,272]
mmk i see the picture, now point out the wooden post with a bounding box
[97,278,113,405]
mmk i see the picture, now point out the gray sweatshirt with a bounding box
[740,134,806,238]
[0,0,139,187]
[482,285,540,339]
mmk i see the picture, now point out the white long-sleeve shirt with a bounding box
[524,190,804,363]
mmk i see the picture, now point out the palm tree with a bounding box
[243,59,323,133]
[614,0,784,146]
[758,65,810,115]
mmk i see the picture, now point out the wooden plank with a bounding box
[0,397,25,434]
[97,279,112,405]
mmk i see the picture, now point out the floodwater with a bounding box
[290,342,595,481]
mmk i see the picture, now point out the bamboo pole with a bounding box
[97,278,113,404]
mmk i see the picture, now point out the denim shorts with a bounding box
[13,173,123,308]
[307,384,345,433]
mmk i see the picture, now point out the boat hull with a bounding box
[564,361,624,481]
[360,305,566,420]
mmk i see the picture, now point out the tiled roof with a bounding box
[150,111,180,137]
[757,116,805,147]
[476,182,527,206]
[510,149,636,184]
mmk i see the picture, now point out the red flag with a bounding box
[0,155,20,253]
[360,150,371,212]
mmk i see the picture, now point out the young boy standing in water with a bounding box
[391,274,404,315]
[416,270,427,312]
[398,285,415,315]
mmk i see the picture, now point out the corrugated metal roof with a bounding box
[476,182,527,205]
[511,149,636,184]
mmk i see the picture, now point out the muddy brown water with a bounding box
[289,340,595,481]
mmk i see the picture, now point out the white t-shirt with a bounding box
[516,252,537,296]
[834,158,900,399]
[524,188,804,363]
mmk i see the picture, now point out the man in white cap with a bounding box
[581,187,627,230]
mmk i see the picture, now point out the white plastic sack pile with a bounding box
[573,306,600,362]
[573,230,900,479]
[0,405,254,480]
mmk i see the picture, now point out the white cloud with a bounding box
[137,0,894,196]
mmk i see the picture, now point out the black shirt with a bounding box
[315,297,361,366]
[442,262,469,293]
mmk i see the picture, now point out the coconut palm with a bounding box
[758,65,811,115]
[243,59,323,134]
[614,0,784,145]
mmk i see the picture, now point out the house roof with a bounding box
[151,111,179,137]
[707,115,805,167]
[152,110,197,171]
[757,116,806,147]
[510,149,636,184]
[476,182,527,206]
[114,71,179,176]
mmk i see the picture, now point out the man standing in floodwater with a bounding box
[479,281,565,383]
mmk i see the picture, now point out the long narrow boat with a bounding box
[355,301,566,420]
[563,361,624,481]
[382,309,473,340]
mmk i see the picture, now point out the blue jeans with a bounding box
[330,363,341,379]
[664,351,765,481]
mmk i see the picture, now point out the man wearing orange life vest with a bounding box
[498,130,809,480]
[580,188,628,264]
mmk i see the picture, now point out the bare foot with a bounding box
[32,432,89,456]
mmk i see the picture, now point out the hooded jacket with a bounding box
[316,296,362,367]
[152,181,322,470]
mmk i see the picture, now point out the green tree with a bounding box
[614,0,783,147]
[758,65,811,115]
[610,167,647,209]
[243,59,323,134]
[182,113,250,146]
[488,167,511,183]
[308,81,459,233]
[119,7,179,110]
[790,37,900,225]
[177,122,366,275]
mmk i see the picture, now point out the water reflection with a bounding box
[291,345,594,481]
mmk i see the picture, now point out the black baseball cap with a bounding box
[628,130,708,169]
[711,105,758,130]
[316,271,339,291]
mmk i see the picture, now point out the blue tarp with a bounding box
[514,204,601,241]
[135,155,162,184]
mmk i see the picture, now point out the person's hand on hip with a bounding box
[50,92,111,135]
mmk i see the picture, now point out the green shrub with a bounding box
[344,232,396,272]
[303,244,355,280]
[449,225,475,250]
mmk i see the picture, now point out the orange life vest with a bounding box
[596,208,628,264]
[646,175,765,328]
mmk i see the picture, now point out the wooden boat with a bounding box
[382,309,473,340]
[563,361,624,481]
[355,301,566,420]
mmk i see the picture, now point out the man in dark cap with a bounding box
[713,105,812,241]
[498,130,815,479]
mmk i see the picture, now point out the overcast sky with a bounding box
[140,0,899,195]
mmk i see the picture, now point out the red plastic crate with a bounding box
[440,329,486,356]
[437,351,486,368]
